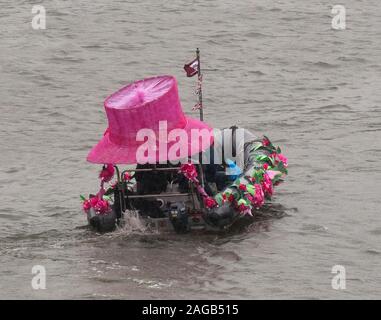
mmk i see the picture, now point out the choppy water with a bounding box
[1,0,380,299]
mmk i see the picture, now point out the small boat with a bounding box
[81,74,288,233]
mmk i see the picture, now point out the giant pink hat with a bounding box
[87,75,214,164]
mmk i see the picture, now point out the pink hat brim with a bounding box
[87,116,214,164]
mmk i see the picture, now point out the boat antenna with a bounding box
[196,48,204,121]
[195,48,206,190]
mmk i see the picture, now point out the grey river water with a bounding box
[0,0,380,299]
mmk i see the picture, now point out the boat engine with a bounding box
[166,201,189,233]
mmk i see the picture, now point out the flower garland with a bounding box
[81,164,115,215]
[180,164,218,208]
[179,136,288,216]
[81,137,288,218]
[81,165,136,216]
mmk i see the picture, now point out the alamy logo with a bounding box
[331,265,346,290]
[331,5,346,30]
[135,122,245,166]
[31,5,46,30]
[31,265,46,290]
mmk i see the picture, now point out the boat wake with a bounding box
[118,210,149,234]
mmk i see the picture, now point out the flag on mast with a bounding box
[184,58,199,77]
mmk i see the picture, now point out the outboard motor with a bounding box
[167,202,189,233]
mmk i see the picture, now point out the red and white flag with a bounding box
[184,58,199,77]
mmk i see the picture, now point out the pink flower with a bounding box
[277,154,288,167]
[253,184,265,208]
[238,183,247,191]
[263,163,269,170]
[204,197,217,208]
[223,193,235,202]
[266,170,280,180]
[270,152,288,168]
[237,203,252,216]
[89,197,99,207]
[83,196,110,215]
[262,173,273,196]
[246,194,255,204]
[262,137,270,147]
[124,172,132,181]
[82,199,91,213]
[180,164,198,182]
[93,199,110,215]
[99,164,115,183]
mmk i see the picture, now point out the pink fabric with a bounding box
[87,75,214,164]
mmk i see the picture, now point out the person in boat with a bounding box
[130,126,263,226]
[83,75,287,232]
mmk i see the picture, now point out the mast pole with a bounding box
[196,48,203,121]
[196,48,205,191]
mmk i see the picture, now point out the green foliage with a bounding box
[215,193,224,206]
[276,161,288,175]
[102,195,112,201]
[246,184,255,195]
[104,187,114,196]
[252,169,264,183]
[255,154,269,162]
